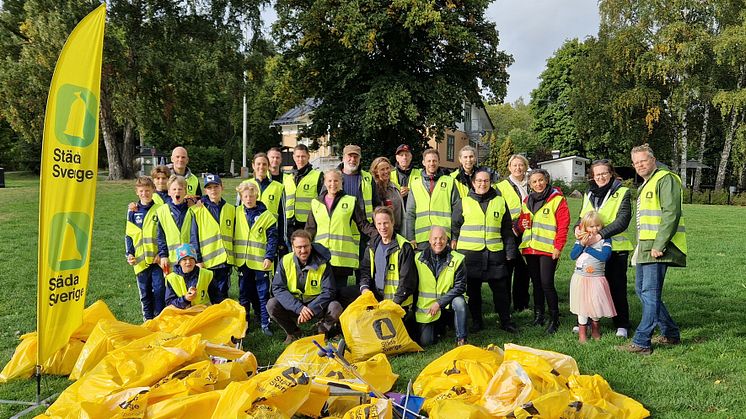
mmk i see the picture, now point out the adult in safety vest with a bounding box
[371,157,404,233]
[414,226,468,347]
[449,145,480,198]
[619,144,686,356]
[190,174,235,304]
[452,169,519,334]
[170,146,201,198]
[305,169,376,290]
[157,175,194,272]
[267,230,342,345]
[339,145,377,222]
[495,154,531,312]
[404,148,461,250]
[390,144,421,206]
[165,244,217,308]
[283,144,324,238]
[515,169,570,335]
[574,160,633,338]
[234,181,279,337]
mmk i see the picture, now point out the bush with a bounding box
[187,146,226,174]
[731,192,746,206]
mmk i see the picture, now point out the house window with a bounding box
[464,106,472,132]
[447,135,455,162]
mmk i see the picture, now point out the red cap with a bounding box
[395,144,411,154]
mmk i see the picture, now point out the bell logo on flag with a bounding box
[55,84,97,148]
[48,212,90,271]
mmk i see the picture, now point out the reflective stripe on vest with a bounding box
[284,170,322,222]
[126,205,160,274]
[166,268,213,306]
[242,178,284,216]
[637,169,687,254]
[578,187,634,252]
[519,193,563,253]
[495,179,522,220]
[457,195,505,252]
[361,170,374,222]
[368,234,413,307]
[282,253,326,301]
[156,204,194,262]
[414,250,465,323]
[234,208,277,271]
[193,203,235,268]
[411,175,455,243]
[311,195,360,268]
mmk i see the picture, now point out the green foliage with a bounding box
[496,135,514,176]
[486,98,533,139]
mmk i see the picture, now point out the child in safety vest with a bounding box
[234,181,279,336]
[190,174,235,304]
[125,176,165,320]
[156,175,194,274]
[151,165,171,205]
[165,244,216,308]
[569,210,617,343]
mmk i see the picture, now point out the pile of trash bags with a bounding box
[0,297,650,418]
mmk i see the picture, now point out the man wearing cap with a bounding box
[337,145,378,222]
[284,144,325,239]
[391,144,421,206]
[165,244,218,308]
[190,173,235,304]
[170,146,202,197]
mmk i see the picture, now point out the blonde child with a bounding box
[569,211,617,342]
[156,175,194,274]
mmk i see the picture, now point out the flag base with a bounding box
[0,365,58,418]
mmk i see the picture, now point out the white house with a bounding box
[537,154,590,184]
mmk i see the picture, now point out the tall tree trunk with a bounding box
[679,108,688,188]
[99,78,124,180]
[715,107,739,190]
[122,119,135,178]
[671,122,680,173]
[693,104,709,192]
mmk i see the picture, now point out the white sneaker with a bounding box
[572,326,580,334]
[616,328,628,338]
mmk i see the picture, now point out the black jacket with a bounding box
[272,243,336,316]
[573,179,632,245]
[359,234,417,305]
[417,246,467,308]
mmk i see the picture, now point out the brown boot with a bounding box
[591,320,601,340]
[578,323,588,343]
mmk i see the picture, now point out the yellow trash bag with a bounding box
[70,319,152,380]
[342,397,392,419]
[76,386,149,419]
[297,380,331,418]
[339,292,422,362]
[148,360,221,404]
[566,374,650,419]
[146,299,247,345]
[503,343,579,378]
[40,335,205,418]
[146,390,223,419]
[480,360,538,416]
[413,344,503,398]
[210,366,311,418]
[506,389,571,419]
[428,398,493,419]
[0,300,115,382]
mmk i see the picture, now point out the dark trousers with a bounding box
[607,251,632,329]
[524,254,559,316]
[467,273,511,327]
[208,266,232,304]
[237,266,271,328]
[510,255,531,310]
[136,264,165,321]
[331,266,354,290]
[337,285,362,308]
[266,297,343,336]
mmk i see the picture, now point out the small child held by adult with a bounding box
[165,244,218,308]
[125,176,165,320]
[569,211,617,342]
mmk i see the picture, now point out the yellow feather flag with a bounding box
[37,4,106,367]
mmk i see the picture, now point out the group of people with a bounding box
[124,142,686,354]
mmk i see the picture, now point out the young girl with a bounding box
[569,210,617,342]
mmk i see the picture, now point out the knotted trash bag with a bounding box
[145,299,247,346]
[414,344,503,400]
[70,319,152,380]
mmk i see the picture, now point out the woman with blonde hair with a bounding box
[370,156,404,232]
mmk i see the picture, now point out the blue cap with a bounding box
[204,173,222,188]
[175,244,197,263]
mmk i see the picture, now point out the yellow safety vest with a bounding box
[414,250,465,323]
[368,234,414,307]
[360,170,374,222]
[390,168,421,188]
[166,268,213,306]
[311,195,360,269]
[449,169,471,199]
[637,169,687,254]
[185,173,200,196]
[152,193,165,206]
[410,174,455,244]
[125,204,160,274]
[578,187,634,252]
[282,253,326,302]
[519,193,564,254]
[192,202,235,268]
[234,208,277,271]
[156,204,194,262]
[495,179,523,221]
[457,195,505,252]
[242,178,284,216]
[284,169,322,222]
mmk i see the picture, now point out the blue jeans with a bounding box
[237,266,270,328]
[419,296,468,345]
[632,263,680,348]
[136,264,165,320]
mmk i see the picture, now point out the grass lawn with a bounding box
[1,171,745,417]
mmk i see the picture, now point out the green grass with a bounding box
[1,171,745,417]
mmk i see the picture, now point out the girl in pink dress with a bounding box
[569,211,617,342]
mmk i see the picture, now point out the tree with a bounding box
[273,0,513,158]
[496,135,514,176]
[486,98,533,139]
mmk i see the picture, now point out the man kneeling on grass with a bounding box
[266,229,342,344]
